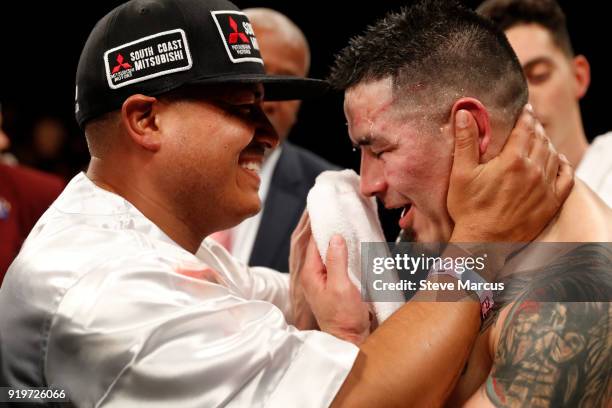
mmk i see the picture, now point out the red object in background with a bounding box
[0,163,65,283]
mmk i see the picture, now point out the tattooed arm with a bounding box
[466,245,612,408]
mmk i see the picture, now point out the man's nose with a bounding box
[254,106,279,150]
[359,153,387,197]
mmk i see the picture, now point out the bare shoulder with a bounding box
[555,180,612,241]
[483,244,612,407]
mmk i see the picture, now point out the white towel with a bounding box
[306,169,405,323]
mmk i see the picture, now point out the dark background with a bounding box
[0,0,609,237]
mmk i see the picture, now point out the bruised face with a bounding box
[251,23,309,142]
[505,23,588,156]
[154,84,278,233]
[344,77,455,243]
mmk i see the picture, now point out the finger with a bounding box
[300,238,326,294]
[554,154,575,203]
[291,209,310,241]
[527,122,549,171]
[451,109,480,171]
[325,234,351,289]
[544,138,560,186]
[501,104,535,159]
[291,213,312,259]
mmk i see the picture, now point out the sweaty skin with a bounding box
[343,76,610,407]
[448,182,612,407]
[299,92,575,406]
[448,139,612,407]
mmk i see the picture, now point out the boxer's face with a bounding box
[344,78,454,243]
[253,23,308,143]
[157,84,278,231]
[505,23,588,154]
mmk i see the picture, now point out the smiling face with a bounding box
[155,83,278,232]
[344,77,455,243]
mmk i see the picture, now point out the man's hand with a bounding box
[300,234,370,345]
[289,210,319,330]
[448,105,574,243]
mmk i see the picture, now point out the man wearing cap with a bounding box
[209,8,339,272]
[0,0,572,406]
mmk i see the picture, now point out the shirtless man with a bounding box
[303,1,611,406]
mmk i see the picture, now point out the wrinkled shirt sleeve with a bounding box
[248,266,291,319]
[45,254,358,408]
[202,238,292,320]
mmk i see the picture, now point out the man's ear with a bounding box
[572,55,590,99]
[450,98,491,157]
[121,94,161,152]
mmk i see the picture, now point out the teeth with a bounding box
[240,161,261,173]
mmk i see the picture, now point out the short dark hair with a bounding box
[329,0,527,131]
[477,0,574,57]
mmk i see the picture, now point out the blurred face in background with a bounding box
[247,12,310,144]
[32,117,68,159]
[505,23,590,164]
[0,110,10,152]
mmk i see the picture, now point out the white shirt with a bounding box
[229,146,282,264]
[577,131,612,207]
[0,172,358,407]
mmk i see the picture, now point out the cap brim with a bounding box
[189,74,329,100]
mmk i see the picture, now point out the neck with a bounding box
[86,157,203,253]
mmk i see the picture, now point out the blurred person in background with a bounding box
[0,103,64,282]
[17,115,73,180]
[0,103,18,166]
[478,0,612,206]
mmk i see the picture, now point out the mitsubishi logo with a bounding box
[111,54,133,74]
[228,16,249,44]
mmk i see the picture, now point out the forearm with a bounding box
[332,298,480,407]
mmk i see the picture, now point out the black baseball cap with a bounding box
[75,0,328,128]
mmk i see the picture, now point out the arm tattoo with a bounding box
[485,244,612,407]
